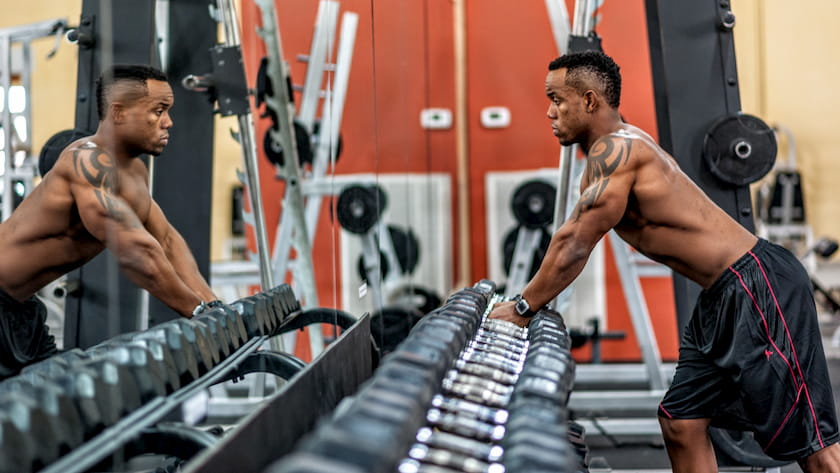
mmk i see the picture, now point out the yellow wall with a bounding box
[210,116,244,261]
[734,1,840,246]
[0,0,81,154]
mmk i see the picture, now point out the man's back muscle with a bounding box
[0,140,151,300]
[593,125,757,288]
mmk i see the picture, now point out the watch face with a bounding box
[515,299,529,315]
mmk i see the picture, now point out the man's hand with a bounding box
[192,299,228,317]
[488,301,531,328]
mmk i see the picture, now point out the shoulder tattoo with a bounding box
[72,148,142,229]
[573,136,633,221]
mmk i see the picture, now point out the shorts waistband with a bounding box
[704,238,768,297]
[0,286,33,311]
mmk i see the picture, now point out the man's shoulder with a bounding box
[594,127,661,158]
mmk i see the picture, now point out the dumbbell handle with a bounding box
[453,360,518,386]
[431,395,509,425]
[427,408,506,442]
[444,381,510,408]
[444,372,514,395]
[460,351,522,375]
[416,428,504,462]
[408,444,499,473]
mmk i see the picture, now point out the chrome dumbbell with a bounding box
[426,408,506,442]
[431,395,510,425]
[404,444,504,473]
[459,350,523,375]
[452,360,519,386]
[443,371,515,396]
[442,380,511,407]
[415,427,504,463]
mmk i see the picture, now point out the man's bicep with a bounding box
[571,176,630,232]
[145,200,173,245]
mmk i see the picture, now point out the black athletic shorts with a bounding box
[0,288,57,380]
[658,238,839,461]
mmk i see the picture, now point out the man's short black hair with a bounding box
[95,64,168,121]
[548,51,621,109]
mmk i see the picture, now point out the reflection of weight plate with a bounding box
[310,120,343,164]
[263,121,311,168]
[262,119,343,168]
[370,306,424,355]
[703,113,777,186]
[709,428,790,468]
[511,180,556,228]
[502,226,551,279]
[386,285,442,315]
[336,184,386,234]
[39,128,91,176]
[357,225,420,281]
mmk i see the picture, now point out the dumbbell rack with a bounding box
[0,285,321,472]
[269,280,585,473]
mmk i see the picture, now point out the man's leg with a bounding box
[659,417,716,473]
[800,443,840,473]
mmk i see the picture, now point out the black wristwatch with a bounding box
[513,294,536,318]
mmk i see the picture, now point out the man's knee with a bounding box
[659,417,710,447]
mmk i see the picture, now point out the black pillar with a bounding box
[645,0,755,333]
[148,0,217,325]
[65,0,217,347]
[65,0,159,349]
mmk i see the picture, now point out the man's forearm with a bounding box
[521,233,589,309]
[118,245,204,317]
[164,232,217,302]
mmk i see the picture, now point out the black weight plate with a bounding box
[310,119,343,165]
[356,225,421,281]
[336,185,383,234]
[511,180,556,228]
[369,307,424,354]
[263,121,312,168]
[703,113,777,186]
[39,129,90,177]
[386,285,442,315]
[502,226,551,278]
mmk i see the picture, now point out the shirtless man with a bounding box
[488,51,840,471]
[0,64,220,379]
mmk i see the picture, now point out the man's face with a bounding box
[545,68,586,146]
[120,79,174,156]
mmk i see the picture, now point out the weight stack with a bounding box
[267,280,583,473]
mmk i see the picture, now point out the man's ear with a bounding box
[583,90,599,113]
[110,102,125,123]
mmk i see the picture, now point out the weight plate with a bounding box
[336,185,384,234]
[310,119,343,165]
[262,121,311,168]
[703,113,777,186]
[511,180,556,228]
[356,225,421,281]
[39,129,91,176]
[502,226,551,278]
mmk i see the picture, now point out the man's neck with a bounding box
[581,112,624,153]
[92,125,135,163]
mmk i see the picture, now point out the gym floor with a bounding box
[585,263,840,473]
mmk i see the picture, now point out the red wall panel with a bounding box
[239,0,678,361]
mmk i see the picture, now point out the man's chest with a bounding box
[116,172,152,223]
